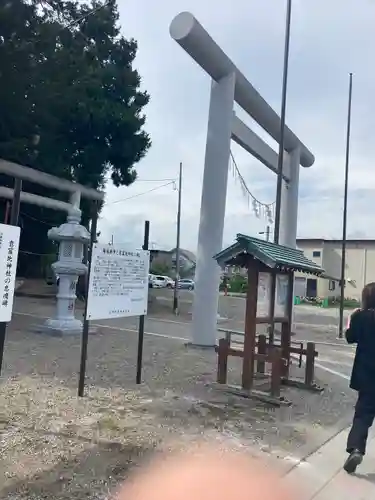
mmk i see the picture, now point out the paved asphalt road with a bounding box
[146,289,355,383]
[13,291,356,385]
[151,288,349,335]
[95,290,355,384]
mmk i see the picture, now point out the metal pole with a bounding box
[338,73,353,339]
[270,0,292,344]
[10,178,22,226]
[0,178,22,376]
[136,220,150,384]
[173,162,183,314]
[273,0,292,244]
[266,225,270,242]
[78,204,99,397]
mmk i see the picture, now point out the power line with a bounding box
[106,181,176,206]
[19,249,56,256]
[40,0,110,43]
[65,1,111,29]
[20,211,56,226]
[136,178,177,182]
[18,180,176,225]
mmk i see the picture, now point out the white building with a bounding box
[295,238,375,300]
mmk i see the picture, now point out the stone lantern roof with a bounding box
[47,209,90,243]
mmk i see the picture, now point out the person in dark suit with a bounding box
[344,282,375,473]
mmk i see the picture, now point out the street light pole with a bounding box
[269,0,292,344]
[173,162,183,314]
[273,0,292,245]
[338,73,353,339]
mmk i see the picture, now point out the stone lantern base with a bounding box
[38,317,84,336]
[34,317,97,336]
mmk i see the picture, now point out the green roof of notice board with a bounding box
[214,234,324,275]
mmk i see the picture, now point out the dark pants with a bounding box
[347,391,375,455]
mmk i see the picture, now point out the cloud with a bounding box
[99,0,375,252]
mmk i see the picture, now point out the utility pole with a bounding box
[269,0,292,344]
[259,225,270,241]
[338,73,353,339]
[173,162,183,314]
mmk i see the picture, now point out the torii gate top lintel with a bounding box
[170,11,314,169]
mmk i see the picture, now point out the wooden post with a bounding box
[280,322,290,379]
[257,334,267,375]
[270,347,282,398]
[217,338,229,384]
[305,342,315,388]
[281,271,294,379]
[268,270,277,345]
[242,266,259,390]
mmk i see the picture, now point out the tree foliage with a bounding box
[0,0,151,275]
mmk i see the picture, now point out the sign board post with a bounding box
[78,218,150,397]
[78,208,98,397]
[136,220,150,384]
[0,223,21,375]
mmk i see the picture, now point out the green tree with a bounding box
[150,262,171,277]
[0,0,151,275]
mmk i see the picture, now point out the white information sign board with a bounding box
[275,274,289,318]
[86,244,150,321]
[257,272,271,318]
[0,223,21,322]
[256,272,289,318]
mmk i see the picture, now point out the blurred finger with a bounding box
[116,446,296,500]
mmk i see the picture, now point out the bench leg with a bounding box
[217,338,229,384]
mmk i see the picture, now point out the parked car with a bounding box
[165,277,175,288]
[178,279,195,290]
[148,274,155,288]
[151,275,170,288]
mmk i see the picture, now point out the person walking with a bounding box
[344,281,375,474]
[222,275,229,297]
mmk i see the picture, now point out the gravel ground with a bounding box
[0,302,356,499]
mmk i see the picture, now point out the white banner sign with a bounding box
[0,224,21,322]
[86,244,150,321]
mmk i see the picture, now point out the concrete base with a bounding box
[214,383,292,407]
[185,342,217,350]
[282,377,324,393]
[34,318,97,336]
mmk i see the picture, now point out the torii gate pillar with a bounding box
[170,12,314,346]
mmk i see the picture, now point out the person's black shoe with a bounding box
[343,450,363,474]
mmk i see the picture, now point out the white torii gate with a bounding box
[169,11,315,347]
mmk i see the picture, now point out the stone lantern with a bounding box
[40,208,90,335]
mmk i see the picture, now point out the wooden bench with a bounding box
[215,337,286,401]
[217,328,321,392]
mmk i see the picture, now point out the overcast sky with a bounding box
[98,0,375,252]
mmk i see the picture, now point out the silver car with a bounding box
[178,279,195,290]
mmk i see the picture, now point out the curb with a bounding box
[15,291,56,300]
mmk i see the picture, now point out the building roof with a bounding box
[150,248,196,265]
[171,248,196,263]
[214,234,324,275]
[297,238,375,245]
